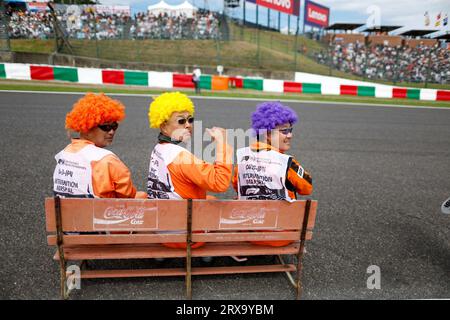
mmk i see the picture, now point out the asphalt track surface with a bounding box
[1,91,449,300]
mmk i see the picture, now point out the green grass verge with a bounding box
[1,79,449,108]
[10,36,450,91]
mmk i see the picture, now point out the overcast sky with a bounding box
[99,0,449,31]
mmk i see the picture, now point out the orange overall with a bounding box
[61,139,142,198]
[158,140,233,248]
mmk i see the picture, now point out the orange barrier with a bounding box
[212,76,229,91]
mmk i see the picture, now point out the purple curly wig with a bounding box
[251,101,298,135]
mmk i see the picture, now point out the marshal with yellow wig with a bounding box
[148,92,195,129]
[146,91,232,251]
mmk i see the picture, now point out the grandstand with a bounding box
[316,21,450,85]
[6,4,222,40]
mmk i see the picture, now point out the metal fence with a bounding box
[0,0,10,51]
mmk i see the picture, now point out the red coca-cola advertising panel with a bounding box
[254,0,300,16]
[304,0,330,28]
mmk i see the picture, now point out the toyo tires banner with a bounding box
[304,0,330,28]
[248,0,300,16]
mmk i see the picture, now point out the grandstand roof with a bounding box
[427,30,450,40]
[391,27,439,37]
[325,23,364,31]
[435,34,450,40]
[360,25,402,33]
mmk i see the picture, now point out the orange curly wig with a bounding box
[65,93,126,133]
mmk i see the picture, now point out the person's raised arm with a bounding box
[177,127,233,193]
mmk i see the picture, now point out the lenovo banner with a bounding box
[304,0,329,28]
[27,2,49,12]
[252,0,300,16]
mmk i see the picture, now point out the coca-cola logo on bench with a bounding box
[93,203,158,231]
[219,207,279,230]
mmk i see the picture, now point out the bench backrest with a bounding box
[45,198,317,246]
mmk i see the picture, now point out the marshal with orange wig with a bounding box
[65,93,126,133]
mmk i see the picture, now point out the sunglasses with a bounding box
[277,127,293,135]
[98,122,119,132]
[177,117,194,125]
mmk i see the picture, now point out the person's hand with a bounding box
[206,127,226,143]
[135,191,148,199]
[171,128,191,143]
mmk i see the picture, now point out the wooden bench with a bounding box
[45,197,317,299]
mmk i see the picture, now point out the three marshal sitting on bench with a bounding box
[49,93,315,299]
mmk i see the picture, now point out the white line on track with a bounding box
[1,89,449,110]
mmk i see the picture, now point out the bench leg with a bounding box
[186,249,192,300]
[295,235,308,300]
[277,253,304,297]
[55,196,69,299]
[277,255,298,289]
[295,199,311,300]
[59,259,68,300]
[186,199,193,300]
[295,251,304,300]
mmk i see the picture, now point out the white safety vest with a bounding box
[236,147,294,202]
[53,144,113,198]
[147,143,184,199]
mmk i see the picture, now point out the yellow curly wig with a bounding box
[65,93,126,133]
[148,92,195,128]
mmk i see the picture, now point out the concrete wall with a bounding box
[0,51,15,62]
[367,35,403,47]
[323,34,365,45]
[324,34,439,48]
[404,39,438,48]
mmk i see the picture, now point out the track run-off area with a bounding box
[0,91,449,299]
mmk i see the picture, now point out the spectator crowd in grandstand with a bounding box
[133,11,219,40]
[7,10,53,39]
[61,8,131,40]
[6,7,221,40]
[315,42,450,84]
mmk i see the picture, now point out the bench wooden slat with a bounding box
[192,231,312,242]
[46,198,188,232]
[192,264,297,275]
[53,242,300,260]
[81,268,187,278]
[47,234,187,246]
[47,231,311,246]
[45,198,317,233]
[79,264,297,279]
[192,200,317,231]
